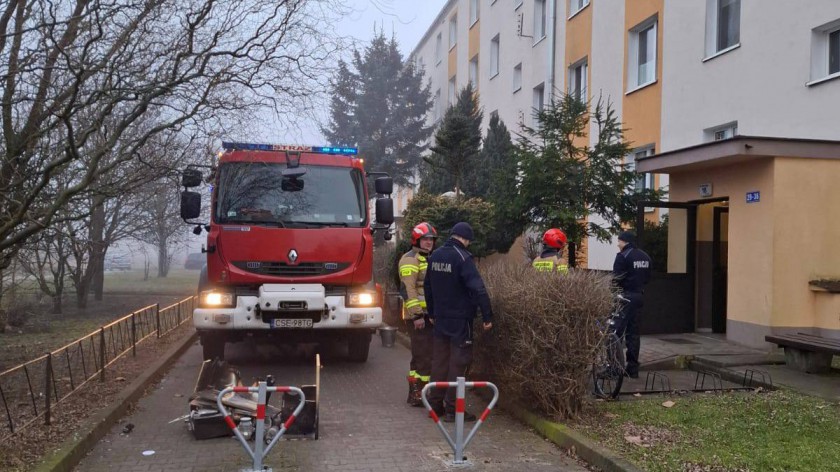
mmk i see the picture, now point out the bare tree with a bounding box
[0,0,346,281]
[136,176,188,278]
[16,227,71,314]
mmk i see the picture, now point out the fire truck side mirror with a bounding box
[375,198,394,226]
[374,176,393,195]
[181,191,202,220]
[182,168,203,188]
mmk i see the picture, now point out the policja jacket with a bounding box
[423,238,493,344]
[398,248,428,320]
[612,242,652,294]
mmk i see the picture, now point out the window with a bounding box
[809,22,840,84]
[470,0,479,25]
[705,0,740,57]
[448,76,457,105]
[569,0,590,17]
[513,63,523,92]
[434,89,441,121]
[569,59,587,100]
[706,122,738,141]
[626,147,656,202]
[629,18,657,90]
[516,0,524,9]
[490,34,500,77]
[534,0,547,41]
[469,56,479,88]
[533,83,545,114]
[435,33,442,64]
[449,15,458,49]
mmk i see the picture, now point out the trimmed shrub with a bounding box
[473,264,616,420]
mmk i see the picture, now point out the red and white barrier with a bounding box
[216,382,305,472]
[421,377,499,465]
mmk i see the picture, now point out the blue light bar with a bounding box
[312,146,358,155]
[221,142,358,155]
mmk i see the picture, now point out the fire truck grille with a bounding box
[232,261,350,277]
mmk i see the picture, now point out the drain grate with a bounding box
[658,337,700,345]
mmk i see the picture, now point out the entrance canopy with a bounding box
[634,135,840,348]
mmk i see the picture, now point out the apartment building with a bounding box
[409,0,840,347]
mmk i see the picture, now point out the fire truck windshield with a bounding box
[215,162,367,227]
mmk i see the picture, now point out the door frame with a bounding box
[711,205,730,333]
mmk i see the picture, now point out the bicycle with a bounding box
[591,295,628,400]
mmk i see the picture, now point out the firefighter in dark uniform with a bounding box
[399,222,437,407]
[612,230,652,379]
[532,228,570,273]
[424,222,493,423]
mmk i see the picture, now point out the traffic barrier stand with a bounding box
[216,382,305,472]
[421,376,499,466]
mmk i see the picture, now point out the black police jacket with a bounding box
[424,238,493,341]
[612,243,652,294]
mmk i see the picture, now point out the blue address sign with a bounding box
[746,191,760,203]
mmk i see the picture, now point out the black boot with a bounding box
[406,376,417,404]
[410,381,427,407]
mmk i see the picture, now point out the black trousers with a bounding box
[408,320,433,380]
[429,333,473,413]
[616,292,644,374]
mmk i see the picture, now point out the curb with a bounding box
[395,328,639,472]
[484,394,643,472]
[36,328,199,472]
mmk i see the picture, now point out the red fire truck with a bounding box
[180,142,394,362]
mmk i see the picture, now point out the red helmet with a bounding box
[411,222,438,247]
[543,228,567,249]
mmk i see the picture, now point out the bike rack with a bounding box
[216,382,305,472]
[421,377,499,466]
[742,368,773,389]
[693,370,724,394]
[643,371,672,396]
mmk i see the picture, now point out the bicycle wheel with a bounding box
[592,333,626,400]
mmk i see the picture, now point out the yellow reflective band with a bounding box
[418,263,428,270]
[401,264,420,269]
[404,299,421,308]
[409,370,418,377]
[400,268,419,276]
[418,375,430,382]
[419,301,427,308]
[558,264,569,274]
[533,261,554,271]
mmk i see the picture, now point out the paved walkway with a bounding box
[76,336,591,471]
[638,333,840,402]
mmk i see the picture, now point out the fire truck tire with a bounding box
[201,333,225,361]
[347,331,371,363]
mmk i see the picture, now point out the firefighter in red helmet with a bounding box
[399,222,437,406]
[532,228,569,274]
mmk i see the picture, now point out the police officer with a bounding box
[399,222,437,407]
[612,230,652,379]
[424,222,493,423]
[532,228,569,274]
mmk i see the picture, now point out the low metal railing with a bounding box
[0,296,196,439]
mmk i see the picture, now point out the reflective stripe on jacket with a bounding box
[532,249,569,274]
[399,249,428,319]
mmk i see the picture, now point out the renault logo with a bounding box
[288,249,298,263]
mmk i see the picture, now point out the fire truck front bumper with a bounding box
[193,284,382,331]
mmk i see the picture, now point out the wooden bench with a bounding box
[765,333,840,374]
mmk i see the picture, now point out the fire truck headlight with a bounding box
[201,290,236,308]
[347,292,375,307]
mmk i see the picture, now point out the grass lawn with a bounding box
[103,268,200,295]
[576,390,840,472]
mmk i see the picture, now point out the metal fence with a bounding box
[0,296,196,438]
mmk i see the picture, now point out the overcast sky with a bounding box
[249,0,449,145]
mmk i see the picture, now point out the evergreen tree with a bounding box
[481,114,525,253]
[323,33,432,187]
[422,83,483,197]
[517,93,663,266]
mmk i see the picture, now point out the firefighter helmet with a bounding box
[411,222,438,247]
[543,228,568,249]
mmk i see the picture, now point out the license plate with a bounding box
[272,318,313,328]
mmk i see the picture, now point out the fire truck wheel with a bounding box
[201,334,225,361]
[347,332,371,363]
